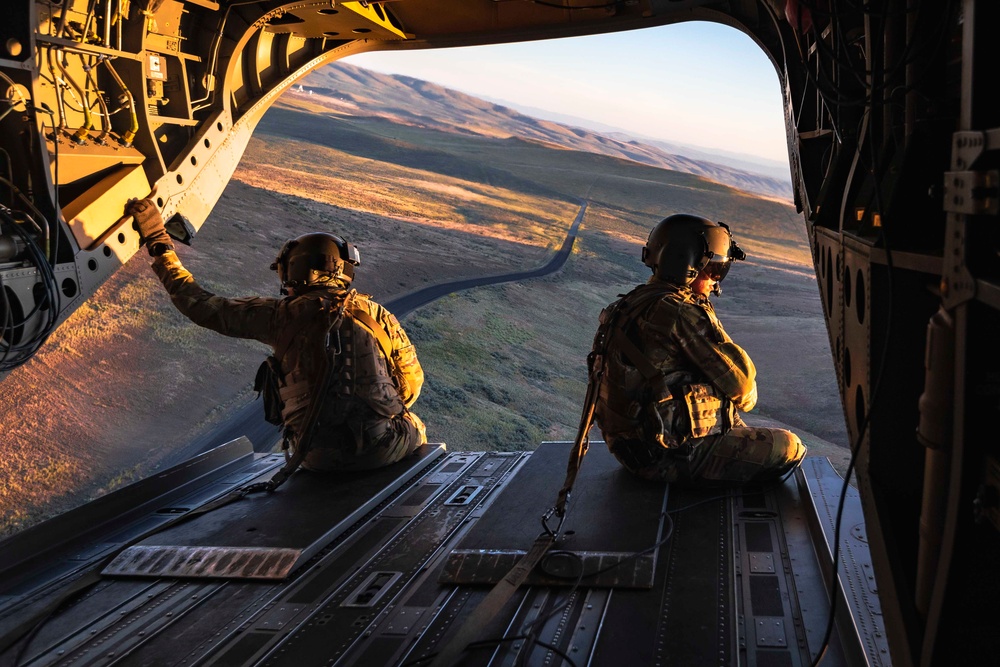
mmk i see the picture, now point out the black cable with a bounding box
[0,207,60,371]
[40,101,61,265]
[0,99,62,370]
[524,638,578,667]
[0,177,56,234]
[805,33,900,664]
[0,148,14,205]
[401,481,778,667]
[509,550,586,665]
[409,499,689,667]
[797,0,955,130]
[400,633,578,667]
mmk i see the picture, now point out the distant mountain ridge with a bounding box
[472,98,791,180]
[298,63,794,202]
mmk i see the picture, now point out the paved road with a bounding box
[181,200,587,457]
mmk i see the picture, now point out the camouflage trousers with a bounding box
[301,409,428,472]
[608,426,806,486]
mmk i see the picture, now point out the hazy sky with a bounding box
[346,21,789,164]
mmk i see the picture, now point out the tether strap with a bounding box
[554,291,643,519]
[554,354,599,518]
[429,286,666,664]
[429,533,556,667]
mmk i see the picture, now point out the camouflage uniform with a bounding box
[152,250,427,471]
[593,276,804,486]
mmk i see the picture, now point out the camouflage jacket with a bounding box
[152,250,423,440]
[593,276,757,446]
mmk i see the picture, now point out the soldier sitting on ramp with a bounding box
[126,197,428,479]
[589,214,805,486]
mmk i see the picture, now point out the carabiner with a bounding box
[540,506,566,538]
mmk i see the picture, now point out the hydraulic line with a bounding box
[193,0,266,110]
[116,0,124,51]
[84,55,110,144]
[45,47,68,135]
[105,0,113,47]
[81,0,99,45]
[103,58,137,146]
[54,50,93,144]
[55,0,71,39]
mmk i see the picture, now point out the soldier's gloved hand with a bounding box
[126,197,174,256]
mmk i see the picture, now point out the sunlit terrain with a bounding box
[0,70,842,538]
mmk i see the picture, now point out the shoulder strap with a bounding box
[610,286,667,381]
[347,301,393,360]
[271,315,301,364]
[613,329,661,381]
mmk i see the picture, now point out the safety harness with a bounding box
[250,289,396,493]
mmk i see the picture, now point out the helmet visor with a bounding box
[703,226,733,259]
[700,225,739,282]
[702,256,733,282]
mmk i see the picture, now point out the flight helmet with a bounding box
[271,232,361,294]
[641,214,746,286]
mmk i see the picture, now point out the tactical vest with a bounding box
[326,294,403,420]
[590,284,733,452]
[255,289,402,446]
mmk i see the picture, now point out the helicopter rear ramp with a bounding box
[0,440,884,666]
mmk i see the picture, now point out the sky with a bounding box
[346,21,789,165]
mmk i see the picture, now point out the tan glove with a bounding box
[126,197,174,256]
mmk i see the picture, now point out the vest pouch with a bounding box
[644,393,687,449]
[683,383,725,439]
[254,355,286,426]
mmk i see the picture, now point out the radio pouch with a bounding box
[683,383,726,439]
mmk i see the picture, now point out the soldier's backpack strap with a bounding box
[612,326,661,381]
[346,303,393,361]
[612,286,670,381]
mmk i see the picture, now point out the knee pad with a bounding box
[774,430,806,463]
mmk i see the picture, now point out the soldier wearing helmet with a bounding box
[589,214,805,485]
[126,197,428,475]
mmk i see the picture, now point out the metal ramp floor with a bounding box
[0,440,885,667]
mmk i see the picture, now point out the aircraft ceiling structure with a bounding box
[1,1,997,666]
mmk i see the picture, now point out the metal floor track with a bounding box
[0,441,886,667]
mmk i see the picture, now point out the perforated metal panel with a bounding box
[103,545,301,580]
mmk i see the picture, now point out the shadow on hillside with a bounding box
[258,105,802,251]
[203,179,572,301]
[257,106,570,202]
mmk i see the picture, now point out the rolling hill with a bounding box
[296,63,794,202]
